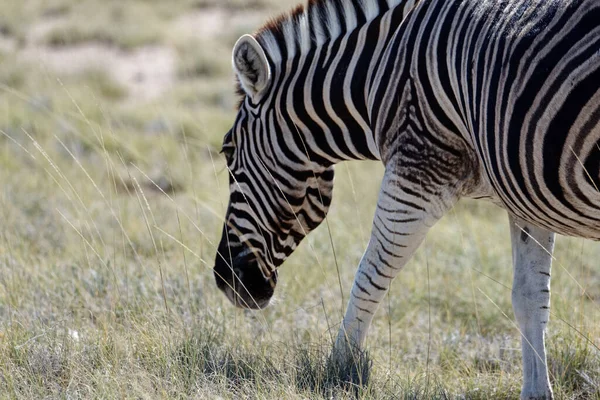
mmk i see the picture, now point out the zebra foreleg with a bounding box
[331,163,460,378]
[509,215,555,400]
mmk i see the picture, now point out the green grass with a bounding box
[0,0,599,398]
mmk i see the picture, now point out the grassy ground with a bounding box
[0,1,599,398]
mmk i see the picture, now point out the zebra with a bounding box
[212,0,600,398]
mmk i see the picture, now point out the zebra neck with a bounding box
[265,1,414,165]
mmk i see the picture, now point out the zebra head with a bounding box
[214,35,335,310]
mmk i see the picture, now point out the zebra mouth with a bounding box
[214,256,277,310]
[225,284,271,310]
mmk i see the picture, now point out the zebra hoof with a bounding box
[327,347,372,387]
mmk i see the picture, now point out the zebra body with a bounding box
[213,0,600,398]
[407,0,600,239]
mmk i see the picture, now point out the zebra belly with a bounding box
[459,0,600,240]
[481,79,600,240]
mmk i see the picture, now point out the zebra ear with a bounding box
[233,34,272,99]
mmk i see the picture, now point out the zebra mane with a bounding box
[255,0,410,64]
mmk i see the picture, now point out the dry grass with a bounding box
[0,0,599,398]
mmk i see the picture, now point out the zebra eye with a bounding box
[220,129,235,160]
[220,143,235,160]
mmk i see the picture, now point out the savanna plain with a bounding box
[0,0,599,398]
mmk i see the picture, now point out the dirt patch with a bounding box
[0,15,175,103]
[26,16,66,44]
[7,7,266,103]
[173,8,265,39]
[19,43,175,102]
[0,35,16,53]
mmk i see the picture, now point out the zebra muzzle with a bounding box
[214,255,277,310]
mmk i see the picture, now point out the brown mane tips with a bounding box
[256,2,306,37]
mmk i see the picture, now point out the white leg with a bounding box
[332,163,459,364]
[509,215,555,400]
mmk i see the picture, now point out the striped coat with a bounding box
[214,1,600,398]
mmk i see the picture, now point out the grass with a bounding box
[175,39,232,80]
[40,2,164,50]
[0,0,599,398]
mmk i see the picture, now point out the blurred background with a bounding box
[0,0,599,398]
